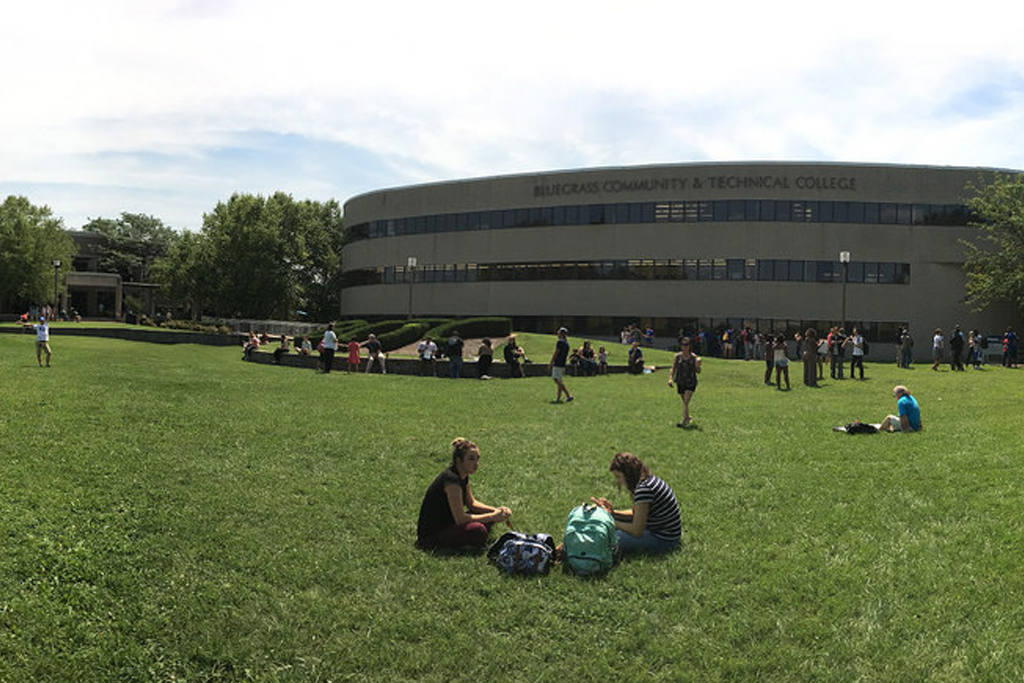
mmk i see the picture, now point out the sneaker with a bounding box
[565,396,574,403]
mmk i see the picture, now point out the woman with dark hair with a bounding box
[591,452,681,555]
[416,438,512,550]
[668,337,701,426]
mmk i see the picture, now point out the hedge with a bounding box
[377,322,430,352]
[425,317,512,341]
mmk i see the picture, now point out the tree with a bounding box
[0,196,75,313]
[152,193,345,320]
[151,230,214,320]
[962,173,1024,315]
[82,213,179,282]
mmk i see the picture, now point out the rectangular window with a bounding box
[552,206,566,225]
[728,200,746,221]
[757,259,774,280]
[615,203,630,224]
[589,205,605,224]
[727,258,745,280]
[789,260,805,281]
[684,259,698,280]
[714,201,728,221]
[879,203,897,224]
[863,202,880,224]
[697,259,713,280]
[712,258,728,280]
[565,205,580,225]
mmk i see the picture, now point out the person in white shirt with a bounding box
[321,323,338,373]
[418,336,438,376]
[34,316,51,367]
[846,327,866,380]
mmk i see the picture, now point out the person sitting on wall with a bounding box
[628,340,645,375]
[880,385,923,433]
[503,336,524,378]
[362,333,386,374]
[273,334,291,363]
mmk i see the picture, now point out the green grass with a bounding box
[2,333,1023,682]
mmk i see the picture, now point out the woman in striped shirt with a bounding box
[592,452,681,555]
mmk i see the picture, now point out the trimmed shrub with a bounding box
[426,317,512,341]
[377,322,430,352]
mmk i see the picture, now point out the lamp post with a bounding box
[51,260,61,316]
[839,251,850,331]
[406,256,417,319]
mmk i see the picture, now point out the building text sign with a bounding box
[534,173,858,198]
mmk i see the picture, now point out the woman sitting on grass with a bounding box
[416,438,512,551]
[591,452,681,555]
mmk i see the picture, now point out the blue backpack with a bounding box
[487,531,556,575]
[563,504,618,576]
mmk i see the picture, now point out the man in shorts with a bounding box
[880,385,922,432]
[548,327,574,403]
[34,316,52,367]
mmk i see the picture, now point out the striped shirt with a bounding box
[633,475,681,542]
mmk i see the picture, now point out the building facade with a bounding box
[341,162,1022,345]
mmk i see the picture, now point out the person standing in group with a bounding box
[880,385,923,433]
[416,437,512,551]
[801,328,818,387]
[846,327,866,380]
[1003,327,1018,368]
[763,334,776,385]
[591,452,681,555]
[830,327,846,379]
[668,337,701,427]
[931,328,944,371]
[476,338,493,379]
[548,327,574,402]
[968,329,984,369]
[949,325,965,371]
[773,334,791,390]
[320,323,338,374]
[446,330,464,379]
[346,338,361,373]
[34,316,52,367]
[900,327,915,368]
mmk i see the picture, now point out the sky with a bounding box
[4,0,1024,231]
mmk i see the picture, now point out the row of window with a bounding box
[347,199,970,241]
[342,258,910,287]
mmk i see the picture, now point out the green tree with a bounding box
[151,230,213,320]
[153,193,345,320]
[0,196,75,313]
[83,212,179,282]
[962,173,1024,315]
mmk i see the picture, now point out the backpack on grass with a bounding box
[563,504,617,576]
[845,420,878,434]
[487,531,556,576]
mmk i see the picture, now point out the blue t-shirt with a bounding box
[898,394,921,431]
[632,475,681,542]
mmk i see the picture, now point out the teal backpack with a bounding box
[563,504,618,576]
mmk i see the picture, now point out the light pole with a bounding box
[839,251,850,331]
[406,256,417,319]
[52,260,61,316]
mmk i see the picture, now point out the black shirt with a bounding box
[416,466,467,543]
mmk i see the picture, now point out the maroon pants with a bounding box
[419,522,490,550]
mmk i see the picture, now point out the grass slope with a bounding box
[1,333,1023,682]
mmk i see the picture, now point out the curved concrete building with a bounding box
[341,162,1022,343]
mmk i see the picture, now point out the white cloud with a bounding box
[3,0,1024,228]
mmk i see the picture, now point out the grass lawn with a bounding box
[1,332,1023,682]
